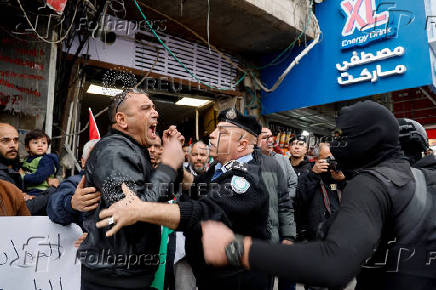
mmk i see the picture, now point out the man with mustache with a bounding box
[0,123,23,188]
[147,134,162,168]
[96,108,271,290]
[185,140,209,176]
[78,88,185,290]
[0,123,30,216]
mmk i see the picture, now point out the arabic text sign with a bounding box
[0,217,82,290]
[261,0,432,114]
[336,46,407,86]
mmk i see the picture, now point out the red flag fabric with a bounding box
[46,0,67,14]
[89,108,100,140]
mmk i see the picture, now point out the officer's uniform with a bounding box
[176,108,271,290]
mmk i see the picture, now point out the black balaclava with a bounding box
[331,101,402,172]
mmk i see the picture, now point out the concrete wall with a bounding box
[244,0,316,38]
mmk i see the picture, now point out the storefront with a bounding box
[60,14,246,166]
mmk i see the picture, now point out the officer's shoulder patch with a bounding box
[223,160,248,173]
[231,175,250,194]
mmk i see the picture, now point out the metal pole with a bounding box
[45,31,58,149]
[196,109,199,140]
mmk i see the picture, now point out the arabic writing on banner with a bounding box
[0,216,82,290]
[337,46,406,86]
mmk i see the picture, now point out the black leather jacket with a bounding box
[78,129,177,288]
[0,158,23,190]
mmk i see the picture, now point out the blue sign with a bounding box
[261,0,432,115]
[340,0,394,49]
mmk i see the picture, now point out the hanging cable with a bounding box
[207,0,211,53]
[133,0,320,93]
[133,0,246,91]
[252,0,321,93]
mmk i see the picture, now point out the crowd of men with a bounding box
[0,88,435,290]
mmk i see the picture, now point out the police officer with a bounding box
[398,118,435,169]
[96,108,271,290]
[200,101,436,290]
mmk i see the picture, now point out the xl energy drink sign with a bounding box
[261,0,432,114]
[340,0,392,49]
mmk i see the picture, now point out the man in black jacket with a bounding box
[200,101,436,290]
[295,143,346,243]
[96,108,271,290]
[77,89,185,290]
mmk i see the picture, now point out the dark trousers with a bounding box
[197,270,270,290]
[278,279,296,290]
[81,278,153,290]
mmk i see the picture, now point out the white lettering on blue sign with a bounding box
[340,0,392,49]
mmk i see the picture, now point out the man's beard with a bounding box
[193,165,206,175]
[0,152,20,169]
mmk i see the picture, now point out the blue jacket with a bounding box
[47,172,83,227]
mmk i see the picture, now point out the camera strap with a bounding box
[320,180,331,214]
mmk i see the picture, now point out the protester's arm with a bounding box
[47,177,80,225]
[97,184,181,236]
[47,175,99,225]
[202,174,391,288]
[23,156,55,185]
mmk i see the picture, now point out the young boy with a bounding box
[21,129,59,196]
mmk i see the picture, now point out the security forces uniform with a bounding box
[176,108,271,290]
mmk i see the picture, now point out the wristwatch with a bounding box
[225,234,244,266]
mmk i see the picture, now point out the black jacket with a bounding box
[413,154,436,169]
[292,157,313,178]
[247,101,436,289]
[0,157,23,190]
[78,129,177,289]
[177,153,270,288]
[295,171,345,241]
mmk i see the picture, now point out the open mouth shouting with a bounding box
[148,122,157,139]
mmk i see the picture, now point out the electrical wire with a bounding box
[133,0,246,91]
[255,1,312,70]
[252,0,321,93]
[134,0,320,93]
[134,1,246,75]
[16,0,79,44]
[207,0,211,53]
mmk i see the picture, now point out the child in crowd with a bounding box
[21,129,59,196]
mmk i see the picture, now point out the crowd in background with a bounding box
[0,89,434,290]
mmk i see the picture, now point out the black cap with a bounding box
[218,108,261,137]
[289,134,307,144]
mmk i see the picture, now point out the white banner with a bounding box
[0,216,83,290]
